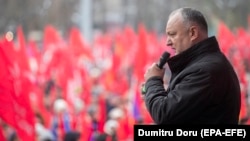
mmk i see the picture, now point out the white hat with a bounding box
[104,119,119,135]
[53,99,68,114]
[109,107,124,119]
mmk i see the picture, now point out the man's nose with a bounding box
[166,38,172,46]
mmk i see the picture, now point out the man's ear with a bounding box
[189,26,198,41]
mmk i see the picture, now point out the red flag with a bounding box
[0,126,6,141]
[43,25,64,51]
[97,94,107,133]
[16,26,30,71]
[217,21,235,56]
[78,112,92,141]
[0,37,18,67]
[133,24,149,82]
[0,41,16,130]
[30,85,52,128]
[13,78,36,141]
[231,51,248,121]
[0,41,36,141]
[116,109,134,141]
[123,25,137,46]
[235,27,250,68]
[68,27,93,59]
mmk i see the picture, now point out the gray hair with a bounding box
[171,7,208,33]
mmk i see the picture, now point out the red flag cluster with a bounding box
[0,22,250,140]
[0,24,168,141]
[217,21,250,124]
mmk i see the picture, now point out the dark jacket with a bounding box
[144,36,241,124]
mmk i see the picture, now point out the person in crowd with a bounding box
[63,131,80,141]
[35,112,54,141]
[95,119,118,141]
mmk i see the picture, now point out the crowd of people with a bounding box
[0,14,250,140]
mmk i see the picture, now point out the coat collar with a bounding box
[167,36,221,73]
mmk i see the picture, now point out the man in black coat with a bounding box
[143,7,241,124]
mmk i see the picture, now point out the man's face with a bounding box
[166,13,192,55]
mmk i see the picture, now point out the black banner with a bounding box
[134,124,250,140]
